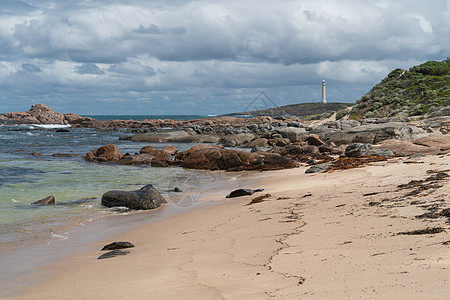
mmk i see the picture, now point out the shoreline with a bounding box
[0,170,258,298]
[8,153,450,299]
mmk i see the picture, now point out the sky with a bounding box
[0,0,449,115]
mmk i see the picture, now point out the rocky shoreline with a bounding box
[3,104,450,174]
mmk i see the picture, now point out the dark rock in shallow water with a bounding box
[101,184,167,210]
[31,195,55,205]
[97,250,130,260]
[101,241,135,251]
[226,188,264,198]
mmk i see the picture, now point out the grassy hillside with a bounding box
[225,102,352,118]
[349,59,450,120]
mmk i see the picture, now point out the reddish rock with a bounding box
[305,134,325,146]
[140,146,170,161]
[181,145,298,171]
[117,154,155,165]
[162,146,179,156]
[151,160,169,167]
[85,144,123,162]
[375,135,450,156]
[32,195,55,205]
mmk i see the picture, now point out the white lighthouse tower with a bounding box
[319,80,327,104]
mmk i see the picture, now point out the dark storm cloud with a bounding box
[0,0,449,114]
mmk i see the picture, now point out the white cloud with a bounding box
[0,0,449,114]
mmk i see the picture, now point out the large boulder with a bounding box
[375,135,450,156]
[345,143,395,157]
[101,184,167,210]
[140,146,170,161]
[85,144,123,162]
[180,145,299,171]
[275,127,307,142]
[326,123,429,145]
[220,133,255,147]
[0,104,90,125]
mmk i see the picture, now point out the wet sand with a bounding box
[8,154,450,299]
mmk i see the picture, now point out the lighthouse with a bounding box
[319,80,327,104]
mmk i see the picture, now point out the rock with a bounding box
[318,145,333,153]
[0,104,90,125]
[220,133,255,147]
[120,130,191,143]
[275,127,307,142]
[173,187,182,192]
[52,153,74,157]
[226,188,264,198]
[275,138,291,147]
[31,195,55,205]
[375,135,450,156]
[85,144,123,162]
[55,128,71,132]
[246,138,269,148]
[101,184,167,210]
[305,134,325,146]
[151,159,169,167]
[180,145,299,171]
[258,153,300,171]
[345,143,373,157]
[117,154,155,165]
[101,241,135,251]
[326,123,428,145]
[140,146,170,161]
[98,250,130,260]
[345,143,395,157]
[162,146,179,156]
[305,163,333,174]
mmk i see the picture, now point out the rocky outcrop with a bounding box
[275,127,307,142]
[325,123,429,145]
[140,146,170,161]
[375,135,450,156]
[0,104,91,125]
[119,130,191,143]
[180,145,299,171]
[345,143,395,157]
[101,184,167,210]
[85,144,123,162]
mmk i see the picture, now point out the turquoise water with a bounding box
[0,124,231,250]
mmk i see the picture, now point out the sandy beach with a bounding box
[9,153,450,299]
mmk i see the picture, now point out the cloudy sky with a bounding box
[0,0,449,115]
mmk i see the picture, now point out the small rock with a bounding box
[305,163,332,174]
[31,195,55,205]
[226,188,264,198]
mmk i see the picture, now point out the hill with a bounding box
[349,59,450,120]
[224,102,352,119]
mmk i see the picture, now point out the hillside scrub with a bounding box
[349,59,450,120]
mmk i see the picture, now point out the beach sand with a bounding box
[10,154,450,299]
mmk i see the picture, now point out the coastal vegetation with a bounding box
[349,59,450,120]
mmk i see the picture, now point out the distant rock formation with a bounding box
[0,104,93,125]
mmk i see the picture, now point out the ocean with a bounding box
[0,116,242,253]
